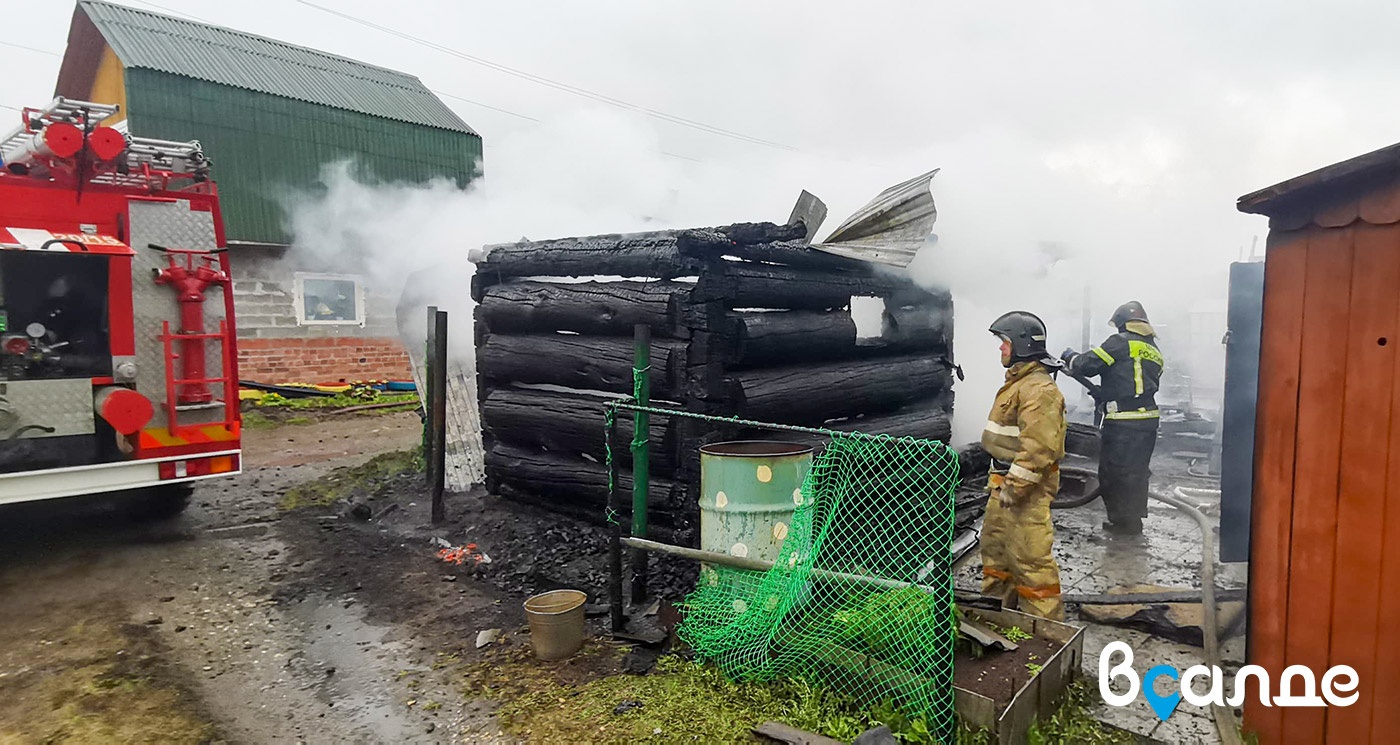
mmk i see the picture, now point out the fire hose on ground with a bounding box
[1150,484,1242,745]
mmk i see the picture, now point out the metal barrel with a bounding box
[698,441,813,564]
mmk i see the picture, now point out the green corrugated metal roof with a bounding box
[126,69,482,244]
[79,0,477,135]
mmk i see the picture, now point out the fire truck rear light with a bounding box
[2,335,29,355]
[158,454,239,480]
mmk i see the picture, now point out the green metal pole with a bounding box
[630,323,651,603]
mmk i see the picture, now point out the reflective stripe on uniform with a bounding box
[1105,409,1161,420]
[1008,463,1042,483]
[985,421,1021,437]
[1128,339,1164,366]
[1017,583,1062,600]
[1127,340,1161,396]
[1092,347,1115,364]
[983,567,1012,581]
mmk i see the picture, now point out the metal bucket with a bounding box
[523,589,587,660]
[698,441,813,564]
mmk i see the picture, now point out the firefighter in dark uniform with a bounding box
[1060,301,1164,536]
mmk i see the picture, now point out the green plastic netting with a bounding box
[677,432,961,742]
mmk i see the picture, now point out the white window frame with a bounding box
[293,273,366,327]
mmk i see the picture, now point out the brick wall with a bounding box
[238,337,412,383]
[229,245,412,383]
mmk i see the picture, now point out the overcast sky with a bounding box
[5,0,1398,424]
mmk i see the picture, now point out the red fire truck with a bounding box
[0,98,240,516]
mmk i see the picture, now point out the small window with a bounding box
[294,274,364,326]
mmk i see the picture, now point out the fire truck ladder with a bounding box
[0,97,210,188]
[159,319,238,439]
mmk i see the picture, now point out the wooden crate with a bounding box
[954,608,1085,745]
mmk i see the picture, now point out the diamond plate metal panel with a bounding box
[0,379,95,438]
[126,200,228,429]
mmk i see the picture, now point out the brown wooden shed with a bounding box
[1237,144,1400,744]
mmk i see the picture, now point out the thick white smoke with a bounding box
[283,106,1241,448]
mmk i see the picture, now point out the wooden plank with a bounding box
[751,722,844,745]
[1358,175,1400,226]
[1281,225,1354,744]
[1244,227,1309,744]
[1372,224,1400,738]
[477,280,689,338]
[1326,223,1399,742]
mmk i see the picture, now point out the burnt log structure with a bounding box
[473,220,956,535]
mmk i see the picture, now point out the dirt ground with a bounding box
[0,411,538,744]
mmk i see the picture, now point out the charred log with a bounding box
[695,262,939,310]
[478,334,686,398]
[678,230,872,271]
[478,281,689,338]
[485,441,680,510]
[481,387,677,476]
[826,403,953,442]
[732,310,857,367]
[736,355,953,424]
[472,232,696,297]
[874,302,954,352]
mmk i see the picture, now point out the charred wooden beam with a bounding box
[478,333,686,398]
[695,262,939,310]
[492,482,678,538]
[876,302,953,351]
[485,441,680,510]
[735,354,953,424]
[472,232,697,297]
[678,230,871,272]
[715,222,809,244]
[478,281,690,338]
[481,387,677,476]
[826,403,953,442]
[738,402,953,453]
[732,310,857,367]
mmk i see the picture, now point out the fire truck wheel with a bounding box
[127,483,195,521]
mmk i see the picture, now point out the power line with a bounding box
[123,0,212,23]
[0,40,60,57]
[0,11,710,164]
[294,0,799,153]
[430,89,539,122]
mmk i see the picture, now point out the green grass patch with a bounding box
[469,646,987,744]
[241,410,278,430]
[0,622,214,744]
[278,447,423,510]
[465,642,1128,744]
[255,390,419,411]
[1026,681,1135,745]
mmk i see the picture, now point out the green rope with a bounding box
[602,397,632,526]
[631,364,652,454]
[608,400,952,451]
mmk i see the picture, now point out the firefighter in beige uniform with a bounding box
[980,311,1068,620]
